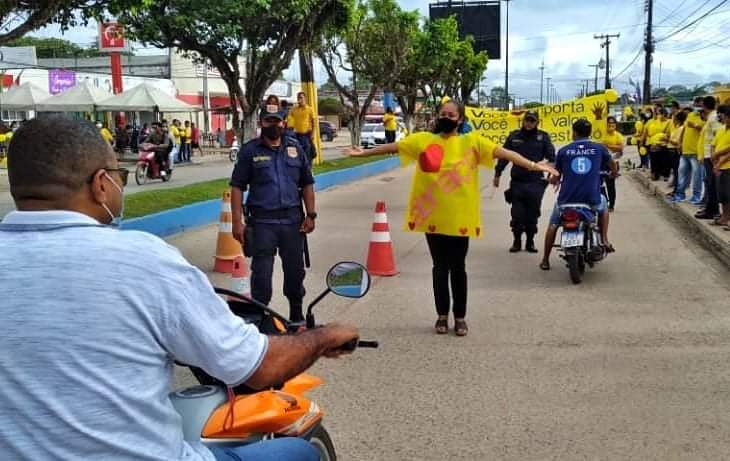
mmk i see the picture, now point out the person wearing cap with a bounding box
[494,110,556,253]
[230,106,316,322]
[540,119,617,271]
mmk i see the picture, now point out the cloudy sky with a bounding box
[31,0,730,102]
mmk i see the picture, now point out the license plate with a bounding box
[561,230,584,247]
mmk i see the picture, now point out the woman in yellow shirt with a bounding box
[345,100,558,336]
[642,107,672,181]
[602,116,624,212]
[635,113,649,169]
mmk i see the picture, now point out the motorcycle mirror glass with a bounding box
[326,262,371,298]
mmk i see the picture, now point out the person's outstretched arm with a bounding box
[343,143,399,157]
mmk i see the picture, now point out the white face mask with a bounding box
[101,172,124,228]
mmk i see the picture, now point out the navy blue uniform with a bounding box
[230,137,315,320]
[496,128,556,240]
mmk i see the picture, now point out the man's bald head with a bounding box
[8,116,115,206]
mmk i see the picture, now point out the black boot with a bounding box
[509,232,522,253]
[525,234,538,253]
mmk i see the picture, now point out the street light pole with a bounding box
[503,0,510,110]
[539,59,545,104]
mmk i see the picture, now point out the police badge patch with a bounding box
[287,146,298,158]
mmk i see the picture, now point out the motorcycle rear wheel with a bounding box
[135,164,148,185]
[309,424,336,461]
[567,251,584,285]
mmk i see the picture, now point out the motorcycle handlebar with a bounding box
[337,339,380,351]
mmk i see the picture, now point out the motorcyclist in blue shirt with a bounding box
[540,119,617,270]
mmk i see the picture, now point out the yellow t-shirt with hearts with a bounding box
[396,131,496,238]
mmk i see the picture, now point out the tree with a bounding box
[107,0,351,137]
[5,36,108,58]
[0,1,91,46]
[393,16,487,129]
[524,101,544,109]
[318,97,344,116]
[489,86,510,107]
[315,0,419,145]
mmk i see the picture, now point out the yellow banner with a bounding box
[466,90,619,145]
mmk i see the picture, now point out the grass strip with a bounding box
[125,154,392,219]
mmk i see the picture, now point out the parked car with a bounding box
[319,120,338,142]
[360,123,405,148]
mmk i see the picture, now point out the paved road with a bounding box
[168,165,730,460]
[0,144,346,216]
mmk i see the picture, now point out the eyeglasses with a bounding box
[87,167,130,187]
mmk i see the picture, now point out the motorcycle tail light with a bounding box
[561,210,580,229]
[278,402,322,436]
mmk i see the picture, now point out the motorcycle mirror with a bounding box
[326,261,371,299]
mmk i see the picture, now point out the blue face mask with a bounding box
[101,172,124,228]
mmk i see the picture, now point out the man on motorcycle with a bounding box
[143,122,171,176]
[539,119,617,271]
[0,116,359,461]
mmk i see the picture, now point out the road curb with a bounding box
[629,170,730,268]
[122,156,400,238]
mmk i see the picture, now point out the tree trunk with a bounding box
[349,112,361,147]
[241,111,258,142]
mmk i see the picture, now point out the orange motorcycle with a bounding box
[171,261,377,460]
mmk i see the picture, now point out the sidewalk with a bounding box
[629,167,730,268]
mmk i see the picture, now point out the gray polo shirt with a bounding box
[0,210,268,460]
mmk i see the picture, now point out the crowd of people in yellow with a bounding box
[633,96,730,229]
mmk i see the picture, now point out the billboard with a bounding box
[429,1,501,59]
[99,22,126,52]
[0,46,38,70]
[49,69,77,94]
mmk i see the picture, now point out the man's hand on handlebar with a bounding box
[321,323,360,358]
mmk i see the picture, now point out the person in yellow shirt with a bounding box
[169,119,181,165]
[181,121,192,163]
[642,106,671,181]
[601,116,624,212]
[97,122,114,146]
[382,107,398,144]
[622,105,634,121]
[696,96,722,220]
[635,112,650,169]
[290,92,317,161]
[711,105,730,228]
[344,99,558,336]
[674,99,704,204]
[667,111,686,195]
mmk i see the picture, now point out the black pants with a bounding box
[669,148,680,184]
[250,222,306,321]
[425,234,469,318]
[509,180,547,238]
[703,158,720,215]
[649,146,670,179]
[295,132,316,162]
[385,130,396,143]
[605,176,617,209]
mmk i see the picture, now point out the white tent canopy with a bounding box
[35,82,112,112]
[96,83,200,112]
[0,82,51,110]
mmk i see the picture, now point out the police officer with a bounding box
[230,107,317,322]
[494,110,556,253]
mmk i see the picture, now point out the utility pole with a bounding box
[504,0,511,110]
[539,59,545,104]
[643,0,654,104]
[202,59,210,134]
[594,33,620,89]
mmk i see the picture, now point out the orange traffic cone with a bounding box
[213,189,243,273]
[366,201,399,276]
[229,255,251,300]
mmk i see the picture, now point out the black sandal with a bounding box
[454,319,468,337]
[539,260,551,271]
[435,318,448,335]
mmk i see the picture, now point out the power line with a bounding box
[656,0,729,41]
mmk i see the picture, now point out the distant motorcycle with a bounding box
[135,143,171,185]
[557,204,606,284]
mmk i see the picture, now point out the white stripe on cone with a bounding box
[373,213,388,223]
[370,231,391,243]
[219,222,233,233]
[220,202,232,213]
